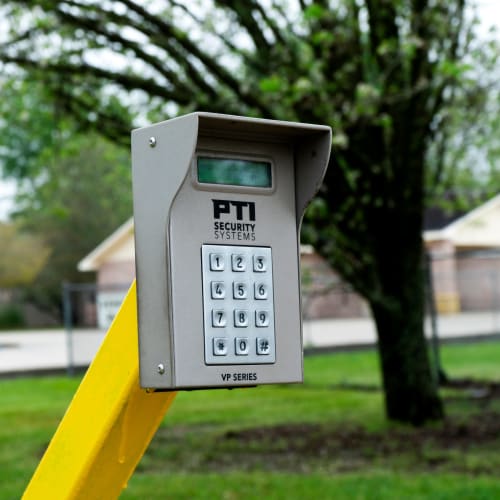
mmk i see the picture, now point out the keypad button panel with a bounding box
[202,244,276,365]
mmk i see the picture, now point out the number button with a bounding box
[235,337,249,355]
[212,310,226,327]
[213,338,228,356]
[256,338,271,355]
[255,310,270,327]
[210,253,224,271]
[234,310,248,327]
[232,254,246,272]
[233,282,247,299]
[255,283,268,300]
[253,255,266,272]
[211,282,225,299]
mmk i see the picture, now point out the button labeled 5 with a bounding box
[233,282,247,299]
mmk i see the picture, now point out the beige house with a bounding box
[424,194,500,314]
[78,219,135,328]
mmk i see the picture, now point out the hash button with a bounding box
[256,338,271,355]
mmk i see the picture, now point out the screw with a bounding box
[149,136,157,148]
[157,363,165,374]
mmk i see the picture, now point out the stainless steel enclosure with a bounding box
[132,113,331,389]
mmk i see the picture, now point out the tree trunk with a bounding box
[370,254,444,425]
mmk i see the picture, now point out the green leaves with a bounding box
[438,60,473,79]
[303,3,325,21]
[0,77,62,179]
[354,82,381,118]
[258,75,282,93]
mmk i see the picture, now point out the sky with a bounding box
[0,1,499,221]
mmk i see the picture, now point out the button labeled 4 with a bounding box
[211,282,225,299]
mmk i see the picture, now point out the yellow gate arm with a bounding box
[23,281,177,499]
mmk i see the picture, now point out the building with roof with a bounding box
[424,194,500,313]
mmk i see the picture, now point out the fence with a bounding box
[62,282,130,374]
[60,249,500,374]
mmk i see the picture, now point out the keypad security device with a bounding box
[131,112,331,390]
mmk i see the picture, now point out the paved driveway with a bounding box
[0,329,105,375]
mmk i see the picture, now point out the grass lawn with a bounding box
[2,340,500,499]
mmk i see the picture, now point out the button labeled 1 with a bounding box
[210,253,224,271]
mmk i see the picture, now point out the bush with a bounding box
[0,305,25,329]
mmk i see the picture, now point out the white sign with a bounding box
[97,291,127,330]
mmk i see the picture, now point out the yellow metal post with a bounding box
[23,281,177,499]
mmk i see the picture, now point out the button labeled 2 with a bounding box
[232,254,246,271]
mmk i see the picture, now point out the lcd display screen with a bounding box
[197,157,272,188]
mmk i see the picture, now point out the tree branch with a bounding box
[1,54,192,104]
[118,0,272,115]
[214,0,272,53]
